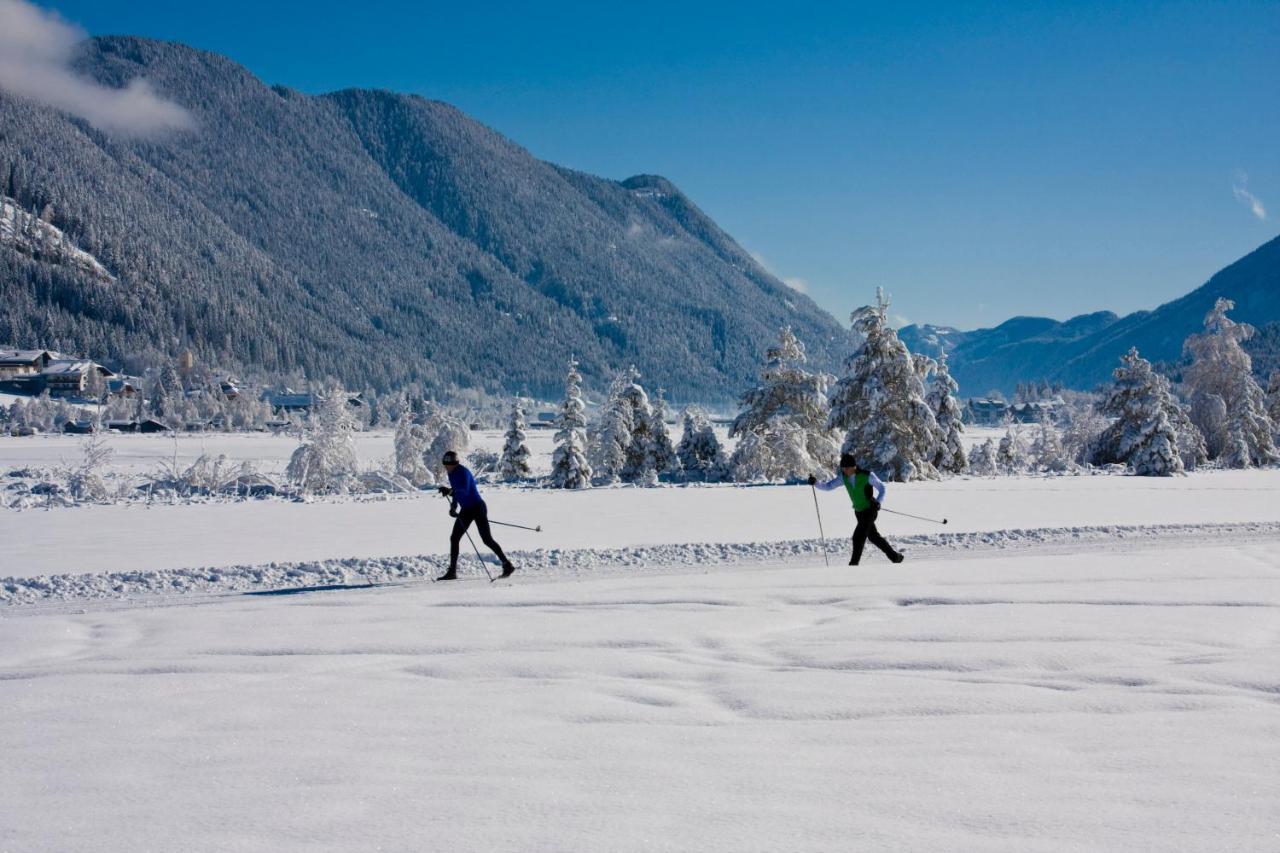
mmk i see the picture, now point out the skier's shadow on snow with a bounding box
[245,583,387,597]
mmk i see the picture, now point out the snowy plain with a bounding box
[2,432,1279,851]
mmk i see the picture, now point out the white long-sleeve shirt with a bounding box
[815,471,886,504]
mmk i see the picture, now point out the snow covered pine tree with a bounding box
[550,359,592,489]
[728,326,838,482]
[828,291,940,481]
[1182,298,1278,467]
[676,407,725,481]
[498,399,532,481]
[926,352,967,474]
[1093,348,1195,476]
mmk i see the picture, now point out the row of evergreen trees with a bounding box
[535,293,1279,486]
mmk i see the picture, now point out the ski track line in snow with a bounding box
[3,520,1280,610]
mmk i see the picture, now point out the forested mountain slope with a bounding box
[0,36,848,400]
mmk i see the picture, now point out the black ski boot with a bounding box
[500,562,517,579]
[889,551,904,564]
[436,569,458,581]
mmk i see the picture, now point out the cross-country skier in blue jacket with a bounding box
[810,453,904,566]
[436,450,516,580]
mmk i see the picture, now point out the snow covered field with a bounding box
[3,431,1279,850]
[3,540,1278,851]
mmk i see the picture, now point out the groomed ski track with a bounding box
[5,520,1279,610]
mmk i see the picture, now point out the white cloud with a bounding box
[1232,171,1267,221]
[782,276,809,294]
[0,0,194,137]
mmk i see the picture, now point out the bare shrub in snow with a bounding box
[468,448,501,477]
[65,433,112,501]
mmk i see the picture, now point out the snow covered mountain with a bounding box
[0,37,849,401]
[899,234,1280,395]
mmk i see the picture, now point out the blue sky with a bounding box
[33,0,1280,330]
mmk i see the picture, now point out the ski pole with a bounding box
[880,507,948,525]
[487,519,543,532]
[810,484,830,567]
[464,529,494,581]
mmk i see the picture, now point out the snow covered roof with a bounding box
[42,360,94,376]
[42,359,115,377]
[0,349,53,365]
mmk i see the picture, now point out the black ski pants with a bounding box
[450,501,510,570]
[852,504,897,564]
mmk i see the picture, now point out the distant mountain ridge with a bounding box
[899,234,1280,395]
[0,36,849,401]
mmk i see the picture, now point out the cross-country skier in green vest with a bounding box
[809,453,905,566]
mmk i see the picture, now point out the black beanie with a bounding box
[839,453,856,469]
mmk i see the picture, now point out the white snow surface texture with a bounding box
[3,448,1279,850]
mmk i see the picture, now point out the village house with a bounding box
[963,398,1009,426]
[41,360,115,396]
[0,349,56,378]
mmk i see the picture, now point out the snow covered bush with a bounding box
[617,375,657,484]
[287,386,359,493]
[968,438,998,476]
[498,399,532,481]
[393,411,433,486]
[729,326,838,482]
[1268,370,1280,435]
[590,367,639,484]
[1030,419,1069,473]
[425,405,470,482]
[676,407,725,481]
[550,359,592,489]
[1093,348,1192,476]
[828,291,940,481]
[645,390,680,483]
[468,449,501,477]
[926,353,967,474]
[1182,298,1278,466]
[65,433,112,502]
[995,427,1028,474]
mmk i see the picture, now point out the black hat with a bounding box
[441,450,460,466]
[839,453,857,469]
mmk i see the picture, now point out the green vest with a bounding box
[842,471,872,511]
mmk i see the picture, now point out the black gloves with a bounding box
[437,486,452,497]
[807,475,817,486]
[449,505,460,518]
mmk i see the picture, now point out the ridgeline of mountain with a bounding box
[0,37,849,401]
[899,234,1280,396]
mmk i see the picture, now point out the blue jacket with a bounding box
[447,464,484,511]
